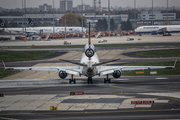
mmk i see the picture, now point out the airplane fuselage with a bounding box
[80,53,100,77]
[135,25,180,35]
[2,26,87,35]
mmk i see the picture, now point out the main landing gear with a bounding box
[87,77,93,84]
[104,74,111,83]
[69,75,76,84]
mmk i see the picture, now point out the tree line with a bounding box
[94,18,117,32]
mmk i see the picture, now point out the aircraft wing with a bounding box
[2,61,82,76]
[98,60,177,76]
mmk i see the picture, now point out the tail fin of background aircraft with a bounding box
[2,61,6,69]
[28,18,35,27]
[0,19,5,27]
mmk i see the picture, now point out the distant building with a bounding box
[60,0,73,12]
[84,13,128,24]
[39,4,52,12]
[77,5,90,12]
[83,13,128,30]
[138,11,176,20]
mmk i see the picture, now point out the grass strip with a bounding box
[136,49,180,58]
[0,67,20,79]
[0,51,54,62]
[1,43,180,49]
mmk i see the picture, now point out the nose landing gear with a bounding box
[87,77,93,84]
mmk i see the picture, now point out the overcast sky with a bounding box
[1,0,180,9]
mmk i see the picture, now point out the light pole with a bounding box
[65,0,66,39]
[167,0,169,25]
[53,0,55,34]
[152,0,153,25]
[82,0,83,33]
[134,0,136,35]
[24,0,26,40]
[22,0,24,34]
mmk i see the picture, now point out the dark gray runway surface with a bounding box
[0,76,180,119]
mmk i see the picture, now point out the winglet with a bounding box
[173,59,177,68]
[2,61,6,69]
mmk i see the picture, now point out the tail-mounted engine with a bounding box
[113,70,121,78]
[84,44,95,58]
[58,71,67,79]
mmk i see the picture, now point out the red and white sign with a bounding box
[131,101,154,104]
[143,101,154,104]
[74,92,84,95]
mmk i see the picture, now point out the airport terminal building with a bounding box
[0,13,128,30]
[131,10,180,25]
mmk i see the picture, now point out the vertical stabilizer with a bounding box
[84,22,95,59]
[88,22,91,44]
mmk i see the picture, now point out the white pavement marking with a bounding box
[85,103,105,110]
[69,103,89,111]
[141,93,180,99]
[102,103,121,110]
[112,79,129,81]
[135,104,152,108]
[155,77,169,80]
[155,100,169,103]
[119,99,135,109]
[0,94,169,111]
[57,103,74,111]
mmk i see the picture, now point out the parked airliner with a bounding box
[0,18,86,36]
[135,25,180,36]
[2,23,177,84]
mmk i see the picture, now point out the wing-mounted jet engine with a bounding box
[0,19,5,27]
[113,70,121,78]
[28,18,35,27]
[58,71,67,79]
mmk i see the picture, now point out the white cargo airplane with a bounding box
[0,18,86,36]
[2,23,177,84]
[135,25,180,36]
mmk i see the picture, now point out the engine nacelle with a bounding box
[58,71,67,79]
[84,44,95,58]
[113,70,121,78]
[151,31,157,35]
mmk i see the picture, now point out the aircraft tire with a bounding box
[104,79,106,83]
[108,78,111,83]
[69,79,72,84]
[90,79,93,84]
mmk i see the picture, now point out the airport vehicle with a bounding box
[98,39,107,43]
[127,37,134,41]
[0,18,87,37]
[64,41,71,45]
[2,23,177,84]
[135,25,180,36]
